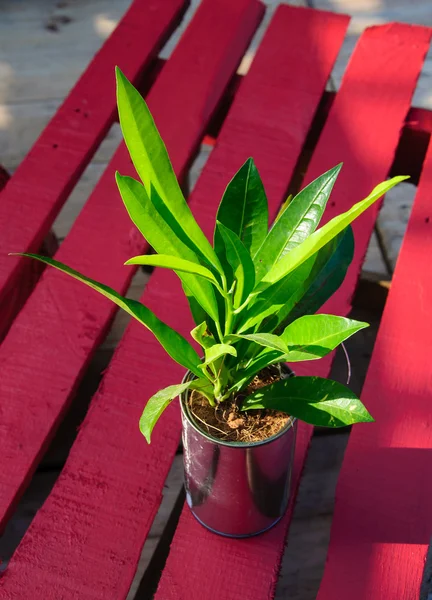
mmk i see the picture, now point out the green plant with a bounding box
[12,68,407,443]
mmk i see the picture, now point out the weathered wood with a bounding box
[0,0,188,324]
[0,1,265,597]
[0,4,346,598]
[155,20,431,600]
[127,455,185,600]
[0,0,132,107]
[1,6,431,600]
[0,0,264,531]
[317,138,432,600]
[0,169,59,341]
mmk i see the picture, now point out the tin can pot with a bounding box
[180,365,297,538]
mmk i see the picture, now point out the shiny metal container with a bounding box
[180,367,297,538]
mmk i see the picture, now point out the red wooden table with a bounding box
[1,1,432,598]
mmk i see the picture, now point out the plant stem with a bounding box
[224,295,234,336]
[207,395,216,407]
[215,320,224,342]
[232,291,259,314]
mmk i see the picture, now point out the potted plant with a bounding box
[12,68,406,537]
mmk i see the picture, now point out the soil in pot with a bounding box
[187,366,291,443]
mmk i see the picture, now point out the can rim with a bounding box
[180,364,297,449]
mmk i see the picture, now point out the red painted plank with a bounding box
[0,0,187,337]
[0,165,59,356]
[155,23,432,600]
[0,231,58,342]
[0,0,264,534]
[0,5,347,599]
[317,140,432,600]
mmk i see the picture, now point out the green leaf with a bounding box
[140,381,192,443]
[201,343,237,366]
[233,333,289,354]
[282,315,368,361]
[259,226,353,335]
[116,174,220,322]
[276,226,354,329]
[274,194,293,224]
[254,165,342,281]
[262,176,408,285]
[216,221,255,307]
[214,158,268,265]
[115,67,221,274]
[237,256,316,334]
[13,253,202,377]
[238,225,353,335]
[125,254,220,287]
[191,322,216,349]
[242,376,374,427]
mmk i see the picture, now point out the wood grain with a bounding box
[156,20,432,600]
[0,0,187,323]
[317,139,432,600]
[0,4,345,599]
[0,0,264,540]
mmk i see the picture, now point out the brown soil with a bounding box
[187,367,291,443]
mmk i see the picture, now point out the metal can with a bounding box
[180,366,297,538]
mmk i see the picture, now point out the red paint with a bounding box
[307,23,432,320]
[155,21,431,600]
[317,140,432,600]
[0,0,187,321]
[0,4,346,598]
[0,0,264,533]
[0,169,60,341]
[1,10,430,600]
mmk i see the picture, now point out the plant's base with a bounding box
[188,365,291,443]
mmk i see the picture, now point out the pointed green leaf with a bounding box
[262,176,408,285]
[214,158,268,264]
[237,256,316,334]
[201,343,237,366]
[274,194,293,224]
[115,67,221,273]
[242,376,374,427]
[191,322,216,350]
[216,221,255,307]
[13,253,202,377]
[254,165,341,281]
[238,226,353,335]
[277,226,354,329]
[116,173,219,321]
[125,254,220,287]
[260,226,354,334]
[281,315,368,361]
[233,333,289,354]
[140,381,192,443]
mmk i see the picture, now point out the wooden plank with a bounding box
[316,141,432,600]
[0,0,188,335]
[0,0,132,106]
[0,0,264,535]
[0,165,58,347]
[0,5,348,599]
[155,22,432,600]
